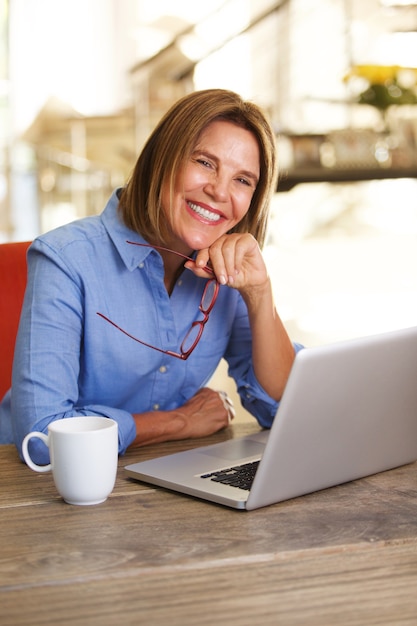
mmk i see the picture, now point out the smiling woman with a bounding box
[1,88,303,465]
[119,89,277,249]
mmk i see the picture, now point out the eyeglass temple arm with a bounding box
[125,240,215,276]
[96,312,188,359]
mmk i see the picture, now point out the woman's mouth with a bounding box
[187,201,221,223]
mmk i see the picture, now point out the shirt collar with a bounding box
[101,188,153,272]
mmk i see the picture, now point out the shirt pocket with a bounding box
[179,331,231,401]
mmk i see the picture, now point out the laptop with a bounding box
[125,325,417,510]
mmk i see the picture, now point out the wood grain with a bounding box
[1,423,417,625]
[2,542,417,625]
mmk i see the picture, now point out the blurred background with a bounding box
[1,0,416,360]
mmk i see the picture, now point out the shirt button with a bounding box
[138,262,144,269]
[153,403,160,410]
[159,365,167,373]
[177,279,183,286]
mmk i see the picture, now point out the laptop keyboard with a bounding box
[200,460,260,491]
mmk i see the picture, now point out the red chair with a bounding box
[0,241,31,399]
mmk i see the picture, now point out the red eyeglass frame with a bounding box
[96,242,219,360]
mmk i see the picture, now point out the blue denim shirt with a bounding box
[0,189,303,463]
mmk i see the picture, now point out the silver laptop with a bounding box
[125,326,417,510]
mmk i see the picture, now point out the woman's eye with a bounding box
[196,158,212,168]
[237,177,252,187]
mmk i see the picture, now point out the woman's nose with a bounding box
[204,173,229,201]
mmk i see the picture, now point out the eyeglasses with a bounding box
[96,242,219,360]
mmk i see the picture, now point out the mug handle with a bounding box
[22,432,51,472]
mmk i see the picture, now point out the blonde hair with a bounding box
[119,89,277,248]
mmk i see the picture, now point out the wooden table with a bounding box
[1,421,417,625]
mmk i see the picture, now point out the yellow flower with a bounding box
[344,65,417,85]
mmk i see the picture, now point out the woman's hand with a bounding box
[173,387,235,438]
[185,233,269,295]
[131,387,234,448]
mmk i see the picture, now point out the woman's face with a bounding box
[160,120,260,253]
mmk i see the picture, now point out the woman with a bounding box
[0,89,303,464]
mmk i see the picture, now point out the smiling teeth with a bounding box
[188,202,220,222]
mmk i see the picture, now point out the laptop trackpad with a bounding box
[199,439,265,461]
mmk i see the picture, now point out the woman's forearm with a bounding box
[130,387,232,448]
[242,277,295,401]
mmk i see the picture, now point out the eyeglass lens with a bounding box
[201,279,218,313]
[180,279,218,354]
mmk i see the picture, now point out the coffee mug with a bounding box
[22,416,118,505]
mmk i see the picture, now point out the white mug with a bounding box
[22,416,118,505]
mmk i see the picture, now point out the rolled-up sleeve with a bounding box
[236,342,304,428]
[225,293,304,428]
